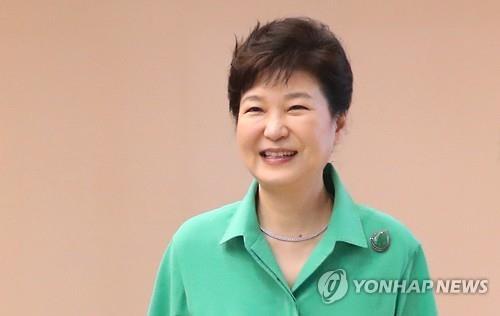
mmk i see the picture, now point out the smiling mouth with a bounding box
[259,150,298,158]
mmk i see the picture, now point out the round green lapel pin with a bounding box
[370,230,390,252]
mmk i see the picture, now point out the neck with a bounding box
[257,170,333,237]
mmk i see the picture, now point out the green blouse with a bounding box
[148,163,437,315]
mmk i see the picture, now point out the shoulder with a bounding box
[170,201,239,248]
[356,203,422,257]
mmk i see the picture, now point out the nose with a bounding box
[263,114,289,141]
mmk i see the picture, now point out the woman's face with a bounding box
[236,70,344,187]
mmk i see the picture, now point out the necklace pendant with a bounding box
[259,224,328,242]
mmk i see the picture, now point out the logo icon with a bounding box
[317,269,348,304]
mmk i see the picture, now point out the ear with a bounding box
[335,114,346,133]
[331,114,347,151]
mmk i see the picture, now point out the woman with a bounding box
[148,17,437,315]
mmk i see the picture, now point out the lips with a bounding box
[259,149,298,158]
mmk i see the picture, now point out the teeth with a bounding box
[264,151,296,157]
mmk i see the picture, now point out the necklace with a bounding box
[259,224,328,242]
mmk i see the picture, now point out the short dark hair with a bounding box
[228,17,353,122]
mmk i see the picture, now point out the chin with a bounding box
[253,168,304,187]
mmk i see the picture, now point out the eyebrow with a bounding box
[241,92,312,104]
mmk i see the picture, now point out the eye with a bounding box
[288,105,308,111]
[245,106,263,113]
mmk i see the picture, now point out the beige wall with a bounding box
[1,1,499,315]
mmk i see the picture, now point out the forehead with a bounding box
[244,70,321,97]
[240,71,325,104]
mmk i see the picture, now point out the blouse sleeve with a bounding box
[395,244,438,316]
[147,237,189,316]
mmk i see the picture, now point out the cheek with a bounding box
[236,121,260,151]
[302,119,336,153]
